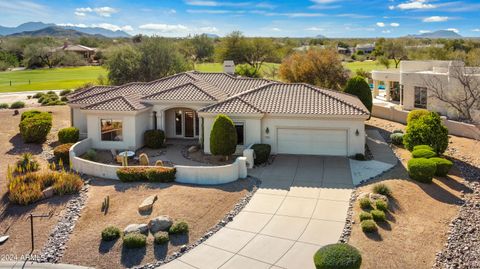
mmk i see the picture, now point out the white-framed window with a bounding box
[234,122,245,145]
[100,119,123,141]
[414,86,428,108]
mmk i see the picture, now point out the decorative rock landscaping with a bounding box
[124,224,149,236]
[138,195,157,212]
[148,215,173,233]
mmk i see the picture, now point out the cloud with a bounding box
[75,6,118,17]
[309,0,342,10]
[376,22,385,27]
[305,27,324,31]
[270,27,281,31]
[184,0,251,7]
[382,30,391,33]
[423,16,448,22]
[473,29,480,32]
[58,23,133,32]
[419,30,431,33]
[187,9,243,14]
[252,11,325,17]
[139,23,220,35]
[390,22,400,27]
[394,0,436,10]
[198,26,219,32]
[446,28,459,33]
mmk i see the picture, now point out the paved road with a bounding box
[163,155,353,269]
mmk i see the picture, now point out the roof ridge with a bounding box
[142,81,214,100]
[83,95,135,110]
[301,83,369,114]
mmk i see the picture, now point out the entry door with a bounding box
[184,111,194,137]
[277,128,348,156]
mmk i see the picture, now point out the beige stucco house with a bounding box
[67,71,369,157]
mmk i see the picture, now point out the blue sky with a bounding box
[1,0,480,37]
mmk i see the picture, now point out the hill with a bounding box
[0,22,130,38]
[8,26,101,38]
[407,30,463,39]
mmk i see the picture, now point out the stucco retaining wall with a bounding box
[69,138,247,184]
[372,104,480,140]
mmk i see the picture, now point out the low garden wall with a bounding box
[372,104,480,140]
[69,138,248,184]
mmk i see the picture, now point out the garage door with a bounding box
[277,128,348,156]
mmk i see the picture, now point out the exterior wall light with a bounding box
[355,129,360,136]
[265,127,270,134]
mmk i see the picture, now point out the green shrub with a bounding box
[52,171,83,195]
[144,130,165,149]
[411,149,437,158]
[53,143,73,165]
[361,220,377,233]
[371,209,386,222]
[413,145,434,152]
[33,92,44,99]
[38,93,60,106]
[10,101,25,109]
[84,149,97,161]
[0,103,8,109]
[58,127,79,144]
[390,133,404,145]
[145,167,176,183]
[21,110,42,121]
[16,153,40,173]
[60,89,73,96]
[116,167,176,182]
[359,212,372,221]
[210,114,237,158]
[251,144,271,165]
[19,112,52,143]
[358,197,371,209]
[354,153,366,161]
[430,157,453,177]
[235,64,261,78]
[101,226,121,241]
[169,221,189,234]
[123,233,147,248]
[403,112,448,154]
[46,100,66,106]
[392,129,403,134]
[343,76,373,116]
[313,243,362,269]
[407,109,430,124]
[372,183,391,196]
[61,96,68,102]
[375,200,388,211]
[407,158,437,183]
[154,231,170,244]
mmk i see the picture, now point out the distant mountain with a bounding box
[8,26,100,38]
[203,33,220,38]
[0,21,130,38]
[315,34,327,39]
[407,30,463,39]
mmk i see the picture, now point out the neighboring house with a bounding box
[371,60,480,122]
[56,43,96,62]
[354,43,375,54]
[67,71,369,156]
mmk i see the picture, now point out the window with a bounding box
[175,110,182,135]
[100,119,123,141]
[414,86,428,108]
[195,113,199,136]
[235,123,244,145]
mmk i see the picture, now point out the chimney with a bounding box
[223,60,235,75]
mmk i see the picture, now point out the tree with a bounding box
[383,40,408,68]
[279,49,348,91]
[424,64,480,122]
[105,45,141,85]
[376,56,390,69]
[215,31,249,65]
[210,114,237,160]
[343,76,373,116]
[243,38,276,73]
[182,34,215,65]
[23,43,62,68]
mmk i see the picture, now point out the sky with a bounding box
[1,0,480,38]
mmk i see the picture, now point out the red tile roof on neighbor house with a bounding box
[67,71,369,116]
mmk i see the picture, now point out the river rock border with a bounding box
[134,176,260,269]
[339,189,357,243]
[35,177,91,263]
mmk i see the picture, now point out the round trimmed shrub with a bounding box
[210,114,237,158]
[313,243,362,269]
[154,231,170,244]
[33,92,44,99]
[430,157,453,177]
[19,113,52,143]
[21,110,42,121]
[359,212,372,221]
[343,76,373,116]
[251,144,271,165]
[403,112,448,154]
[58,127,79,144]
[123,233,147,248]
[411,149,437,159]
[60,89,72,96]
[10,101,25,109]
[101,226,121,241]
[408,158,437,183]
[413,145,434,152]
[361,220,377,233]
[371,209,386,222]
[390,133,404,146]
[358,197,371,209]
[407,109,429,124]
[53,143,74,165]
[0,103,8,109]
[372,183,391,197]
[169,221,189,234]
[375,200,388,212]
[144,130,165,149]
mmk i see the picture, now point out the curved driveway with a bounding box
[163,155,353,269]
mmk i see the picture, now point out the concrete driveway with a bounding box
[163,155,353,269]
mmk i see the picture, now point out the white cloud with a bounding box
[419,30,431,33]
[58,23,133,32]
[446,28,459,33]
[184,0,250,7]
[390,22,400,27]
[271,27,281,31]
[74,12,86,16]
[305,27,324,31]
[57,23,88,28]
[388,5,395,10]
[473,29,480,32]
[139,24,189,32]
[376,22,385,27]
[187,9,242,14]
[198,26,219,33]
[423,16,448,22]
[382,30,391,33]
[394,0,436,10]
[75,6,118,17]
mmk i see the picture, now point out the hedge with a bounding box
[210,114,237,157]
[10,101,25,109]
[411,149,437,159]
[313,243,362,269]
[19,111,52,143]
[403,112,448,154]
[144,130,165,149]
[343,76,373,117]
[58,127,79,144]
[53,143,74,165]
[251,144,271,165]
[413,145,435,152]
[407,158,437,183]
[430,157,453,177]
[116,167,176,182]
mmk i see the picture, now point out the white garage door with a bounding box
[277,128,348,156]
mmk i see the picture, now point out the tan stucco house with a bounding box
[67,71,369,156]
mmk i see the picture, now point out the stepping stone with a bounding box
[0,235,9,244]
[139,195,157,212]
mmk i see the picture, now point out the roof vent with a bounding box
[223,60,235,75]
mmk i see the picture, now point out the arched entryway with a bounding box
[164,107,200,139]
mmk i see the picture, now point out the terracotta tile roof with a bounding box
[67,85,116,101]
[83,93,147,111]
[189,72,272,96]
[143,80,228,102]
[199,83,369,116]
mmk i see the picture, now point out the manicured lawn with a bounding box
[0,66,107,92]
[343,60,397,73]
[195,62,280,78]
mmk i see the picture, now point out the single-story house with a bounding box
[67,71,369,156]
[56,43,97,62]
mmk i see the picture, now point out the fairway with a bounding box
[196,62,280,78]
[343,60,396,73]
[0,66,107,92]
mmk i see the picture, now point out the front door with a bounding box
[184,111,194,137]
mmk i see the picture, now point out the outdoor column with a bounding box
[157,111,165,130]
[373,80,379,98]
[385,81,391,101]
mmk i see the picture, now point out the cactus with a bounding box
[101,195,110,213]
[139,153,149,166]
[155,160,164,167]
[121,153,128,166]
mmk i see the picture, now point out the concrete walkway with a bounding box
[163,155,353,269]
[0,261,93,269]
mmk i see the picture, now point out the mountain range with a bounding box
[0,22,130,38]
[406,30,463,39]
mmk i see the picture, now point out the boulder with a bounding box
[124,224,148,235]
[188,146,199,153]
[369,193,388,203]
[149,215,173,233]
[139,195,157,212]
[42,187,54,199]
